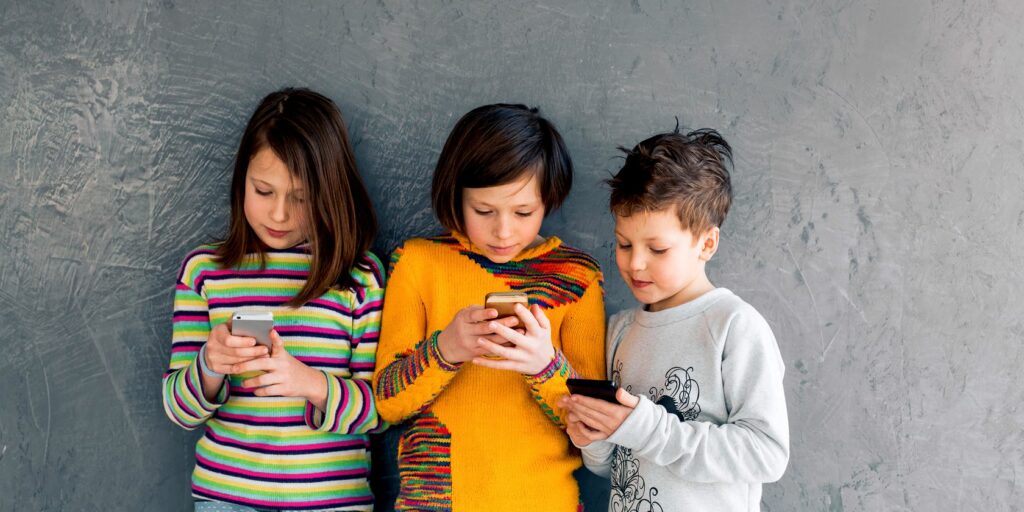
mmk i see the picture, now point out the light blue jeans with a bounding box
[194,501,324,512]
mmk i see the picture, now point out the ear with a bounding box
[699,227,719,261]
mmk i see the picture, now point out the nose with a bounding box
[494,214,513,240]
[269,196,289,223]
[629,251,646,272]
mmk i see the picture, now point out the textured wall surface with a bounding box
[2,0,1023,510]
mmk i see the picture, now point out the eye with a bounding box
[255,188,272,196]
[515,210,535,218]
[473,209,494,216]
[651,248,669,255]
[617,242,632,250]
[291,196,306,205]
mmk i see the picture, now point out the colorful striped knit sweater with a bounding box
[372,232,606,512]
[162,244,387,511]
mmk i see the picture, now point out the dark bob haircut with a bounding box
[607,127,733,235]
[431,103,573,233]
[216,87,377,307]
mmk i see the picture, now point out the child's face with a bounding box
[614,208,718,312]
[461,173,545,264]
[244,147,308,250]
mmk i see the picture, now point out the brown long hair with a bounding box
[216,88,377,307]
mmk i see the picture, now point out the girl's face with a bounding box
[244,147,308,250]
[461,173,545,264]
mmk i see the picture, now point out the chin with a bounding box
[258,236,295,250]
[486,254,513,264]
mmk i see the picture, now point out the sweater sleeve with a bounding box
[161,276,228,430]
[372,244,461,423]
[305,252,389,435]
[524,274,606,427]
[604,308,790,483]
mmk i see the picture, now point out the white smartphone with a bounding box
[231,311,274,347]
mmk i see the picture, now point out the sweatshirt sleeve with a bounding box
[372,243,461,423]
[161,260,229,430]
[605,307,790,483]
[305,252,389,435]
[523,275,606,428]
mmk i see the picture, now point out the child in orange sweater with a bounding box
[372,104,606,511]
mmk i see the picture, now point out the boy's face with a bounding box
[614,208,718,312]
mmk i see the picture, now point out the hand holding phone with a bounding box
[566,378,619,402]
[560,380,639,446]
[231,312,274,348]
[200,314,271,379]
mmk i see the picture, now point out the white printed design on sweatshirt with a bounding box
[610,364,702,512]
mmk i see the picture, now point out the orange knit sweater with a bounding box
[372,232,606,511]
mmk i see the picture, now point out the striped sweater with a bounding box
[372,232,606,511]
[162,244,387,511]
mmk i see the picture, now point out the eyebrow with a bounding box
[614,231,665,243]
[250,177,305,193]
[470,200,540,208]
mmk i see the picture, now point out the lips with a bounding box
[631,279,652,289]
[488,244,518,255]
[265,227,291,239]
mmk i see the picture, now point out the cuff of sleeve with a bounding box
[580,439,615,477]
[427,330,461,372]
[197,345,224,379]
[191,348,229,408]
[525,350,571,384]
[605,393,658,451]
[305,371,339,432]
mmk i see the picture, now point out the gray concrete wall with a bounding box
[2,0,1022,510]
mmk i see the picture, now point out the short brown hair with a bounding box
[217,87,377,307]
[431,104,573,233]
[607,128,733,234]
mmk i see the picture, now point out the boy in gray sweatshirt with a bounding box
[561,129,789,511]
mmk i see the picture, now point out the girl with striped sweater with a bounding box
[162,88,386,511]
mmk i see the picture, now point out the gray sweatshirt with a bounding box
[579,288,789,512]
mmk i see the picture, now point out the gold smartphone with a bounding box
[483,292,528,355]
[484,291,529,328]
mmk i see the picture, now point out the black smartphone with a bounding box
[566,378,619,403]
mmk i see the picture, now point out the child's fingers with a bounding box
[475,338,520,361]
[616,388,640,408]
[225,345,269,359]
[463,305,492,323]
[231,356,277,375]
[241,371,280,389]
[223,335,257,348]
[530,304,551,331]
[568,398,620,433]
[513,303,541,333]
[207,350,260,367]
[573,394,626,415]
[488,321,527,345]
[469,320,502,337]
[582,426,610,442]
[253,383,285,397]
[269,330,286,356]
[481,334,515,348]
